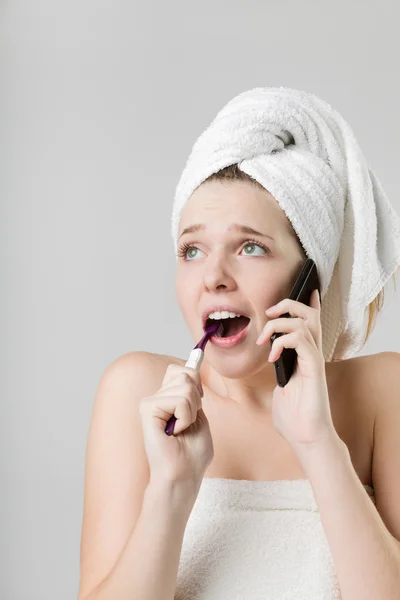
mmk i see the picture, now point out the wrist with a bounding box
[293,430,349,469]
[147,476,198,517]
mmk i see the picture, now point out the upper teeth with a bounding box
[207,311,242,320]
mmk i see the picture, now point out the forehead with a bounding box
[179,179,292,234]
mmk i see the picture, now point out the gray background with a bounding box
[2,1,400,599]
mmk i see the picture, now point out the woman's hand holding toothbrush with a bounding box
[139,321,222,502]
[139,362,214,500]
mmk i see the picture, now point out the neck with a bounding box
[200,357,279,412]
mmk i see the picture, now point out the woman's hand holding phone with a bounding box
[256,269,338,452]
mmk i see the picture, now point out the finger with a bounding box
[269,331,320,370]
[159,377,204,398]
[162,364,203,395]
[156,378,203,406]
[265,289,321,319]
[162,363,201,384]
[310,288,321,309]
[257,317,315,347]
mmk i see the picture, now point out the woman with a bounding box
[77,87,400,600]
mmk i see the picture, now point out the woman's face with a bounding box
[175,179,305,376]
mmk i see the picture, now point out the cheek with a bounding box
[247,273,284,311]
[175,274,197,318]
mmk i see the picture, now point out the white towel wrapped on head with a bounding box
[171,86,400,361]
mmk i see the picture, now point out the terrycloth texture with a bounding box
[175,477,376,600]
[171,87,400,361]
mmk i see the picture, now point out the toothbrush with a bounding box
[164,321,224,435]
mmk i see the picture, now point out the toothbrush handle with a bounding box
[184,348,204,370]
[164,349,204,435]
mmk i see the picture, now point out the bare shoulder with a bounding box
[367,352,400,541]
[77,350,187,600]
[360,351,400,413]
[330,351,400,421]
[343,350,399,395]
[113,350,184,383]
[322,352,399,488]
[112,350,183,372]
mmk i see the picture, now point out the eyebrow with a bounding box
[179,223,275,242]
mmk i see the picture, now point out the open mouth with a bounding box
[205,315,251,338]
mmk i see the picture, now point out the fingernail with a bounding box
[256,334,264,344]
[265,305,276,314]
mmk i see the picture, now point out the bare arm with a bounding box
[293,353,400,600]
[81,478,194,600]
[77,352,194,600]
[295,434,400,600]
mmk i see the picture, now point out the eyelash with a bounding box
[176,239,271,260]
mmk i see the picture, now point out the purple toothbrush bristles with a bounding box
[195,320,224,350]
[164,321,224,435]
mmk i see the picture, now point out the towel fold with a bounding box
[171,87,400,360]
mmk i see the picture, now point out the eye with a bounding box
[176,239,270,261]
[241,241,270,256]
[176,243,205,261]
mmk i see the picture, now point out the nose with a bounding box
[203,256,237,292]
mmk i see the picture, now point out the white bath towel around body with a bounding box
[175,478,376,600]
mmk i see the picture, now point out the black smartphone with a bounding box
[270,258,320,387]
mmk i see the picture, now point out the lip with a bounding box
[209,318,251,348]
